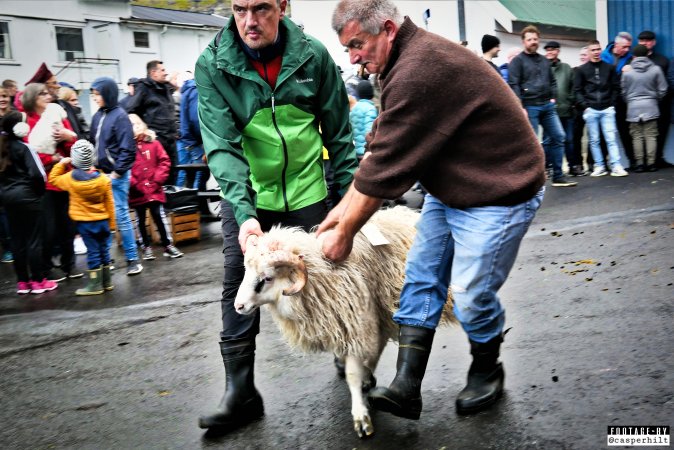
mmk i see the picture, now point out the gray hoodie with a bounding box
[621,57,668,122]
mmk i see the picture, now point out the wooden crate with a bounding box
[169,210,200,243]
[116,209,200,245]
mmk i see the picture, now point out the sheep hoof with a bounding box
[354,414,374,438]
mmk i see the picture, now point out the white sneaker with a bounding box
[590,166,608,177]
[610,165,629,177]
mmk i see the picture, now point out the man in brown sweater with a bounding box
[318,0,546,420]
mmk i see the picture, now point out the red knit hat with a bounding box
[25,63,54,85]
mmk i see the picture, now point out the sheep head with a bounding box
[234,237,308,315]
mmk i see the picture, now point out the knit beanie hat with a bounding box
[356,79,374,100]
[71,139,95,171]
[481,34,500,53]
[632,44,648,57]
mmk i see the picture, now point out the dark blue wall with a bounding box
[608,0,674,59]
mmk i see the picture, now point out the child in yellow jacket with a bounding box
[49,139,115,296]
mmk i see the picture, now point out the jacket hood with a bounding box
[91,77,119,110]
[631,57,653,72]
[180,78,196,94]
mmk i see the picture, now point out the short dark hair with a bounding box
[2,79,17,89]
[521,25,540,40]
[587,39,601,48]
[146,60,163,75]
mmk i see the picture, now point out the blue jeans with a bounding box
[583,107,621,169]
[176,141,206,189]
[110,172,138,261]
[78,220,111,269]
[394,189,544,343]
[544,115,575,169]
[526,102,566,179]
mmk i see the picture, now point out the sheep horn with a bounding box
[268,250,307,296]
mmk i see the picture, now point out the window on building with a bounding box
[0,22,11,59]
[55,26,84,61]
[134,31,150,48]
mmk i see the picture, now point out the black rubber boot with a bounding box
[367,325,435,420]
[198,341,264,430]
[455,334,505,415]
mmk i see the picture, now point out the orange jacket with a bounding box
[48,163,116,229]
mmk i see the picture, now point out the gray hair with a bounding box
[615,31,633,43]
[332,0,402,35]
[21,83,46,113]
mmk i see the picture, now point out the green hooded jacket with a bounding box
[195,17,357,226]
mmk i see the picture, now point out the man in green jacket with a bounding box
[544,41,584,176]
[195,0,357,431]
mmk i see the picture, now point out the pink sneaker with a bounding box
[30,278,58,294]
[17,281,31,294]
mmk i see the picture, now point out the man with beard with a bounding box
[509,25,576,187]
[194,0,357,432]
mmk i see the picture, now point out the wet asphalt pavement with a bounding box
[1,169,673,449]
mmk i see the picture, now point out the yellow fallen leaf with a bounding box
[158,390,171,396]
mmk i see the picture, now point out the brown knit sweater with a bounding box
[355,18,545,208]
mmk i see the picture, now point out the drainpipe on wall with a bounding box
[458,0,466,43]
[159,24,168,61]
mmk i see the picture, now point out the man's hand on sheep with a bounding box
[239,218,264,253]
[317,185,384,263]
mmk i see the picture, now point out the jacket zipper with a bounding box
[271,94,290,212]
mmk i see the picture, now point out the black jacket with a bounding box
[508,52,558,106]
[0,139,45,206]
[123,78,177,138]
[57,99,87,140]
[574,60,619,110]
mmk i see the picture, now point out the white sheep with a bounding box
[234,206,455,438]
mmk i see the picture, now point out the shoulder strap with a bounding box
[213,26,226,50]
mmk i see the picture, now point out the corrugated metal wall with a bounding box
[607,0,674,59]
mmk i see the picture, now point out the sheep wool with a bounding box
[234,206,456,437]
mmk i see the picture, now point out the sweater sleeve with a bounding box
[355,77,452,199]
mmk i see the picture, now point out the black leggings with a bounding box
[6,201,44,282]
[41,190,75,273]
[218,200,328,343]
[134,202,171,247]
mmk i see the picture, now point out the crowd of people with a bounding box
[0,60,189,297]
[481,28,672,184]
[1,0,673,436]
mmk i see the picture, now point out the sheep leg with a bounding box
[345,355,374,438]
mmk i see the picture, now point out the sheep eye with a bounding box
[264,276,273,282]
[254,278,265,293]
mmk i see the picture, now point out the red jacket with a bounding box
[129,138,170,207]
[25,111,75,191]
